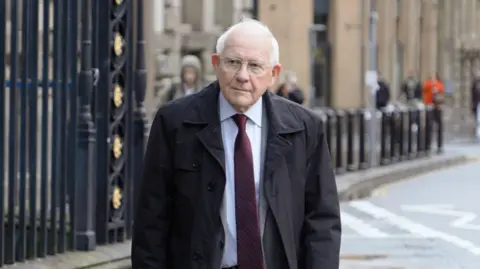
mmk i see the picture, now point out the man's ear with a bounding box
[271,64,282,84]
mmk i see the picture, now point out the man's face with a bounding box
[211,31,281,112]
[183,66,197,85]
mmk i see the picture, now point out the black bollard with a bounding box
[436,106,443,153]
[398,108,407,160]
[416,106,425,158]
[380,108,390,165]
[389,108,399,163]
[407,107,416,159]
[326,109,337,165]
[346,109,357,171]
[358,109,368,169]
[335,110,346,174]
[424,105,433,155]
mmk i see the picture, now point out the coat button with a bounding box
[192,251,202,260]
[192,162,199,169]
[207,181,215,191]
[219,240,224,249]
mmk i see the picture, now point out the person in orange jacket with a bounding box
[422,73,444,107]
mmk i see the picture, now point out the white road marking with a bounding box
[342,234,429,239]
[349,200,480,255]
[341,211,389,238]
[401,204,480,230]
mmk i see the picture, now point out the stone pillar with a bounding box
[258,0,313,105]
[328,0,362,108]
[419,0,438,80]
[144,0,160,116]
[399,0,421,78]
[376,0,398,96]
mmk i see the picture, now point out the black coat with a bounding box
[131,81,341,269]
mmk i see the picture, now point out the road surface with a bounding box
[340,143,480,268]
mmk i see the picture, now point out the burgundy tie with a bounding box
[232,114,264,269]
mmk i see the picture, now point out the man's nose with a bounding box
[235,64,249,83]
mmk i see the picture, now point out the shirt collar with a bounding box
[218,91,263,127]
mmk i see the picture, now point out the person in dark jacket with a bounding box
[376,74,390,109]
[276,70,305,105]
[132,18,340,269]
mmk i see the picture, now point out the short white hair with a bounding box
[215,18,280,65]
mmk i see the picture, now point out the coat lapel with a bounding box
[183,82,226,172]
[261,92,304,264]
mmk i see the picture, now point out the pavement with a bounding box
[5,142,478,269]
[340,143,480,268]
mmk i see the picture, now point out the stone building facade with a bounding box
[257,0,480,110]
[144,0,480,113]
[143,0,254,115]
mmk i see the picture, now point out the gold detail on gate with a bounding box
[114,34,124,56]
[115,0,123,5]
[113,84,123,107]
[112,186,122,209]
[112,136,123,159]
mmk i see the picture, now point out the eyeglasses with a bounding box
[219,56,268,76]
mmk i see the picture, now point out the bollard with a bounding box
[436,106,443,153]
[424,105,434,155]
[416,106,426,157]
[326,109,337,165]
[335,110,346,174]
[380,108,390,165]
[346,109,357,171]
[358,109,368,169]
[389,108,399,163]
[407,107,417,159]
[398,108,408,160]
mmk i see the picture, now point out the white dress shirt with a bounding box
[219,92,263,267]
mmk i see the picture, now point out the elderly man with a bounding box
[132,18,341,269]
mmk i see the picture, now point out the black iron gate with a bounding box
[0,0,146,266]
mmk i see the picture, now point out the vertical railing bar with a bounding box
[38,0,51,258]
[95,0,110,245]
[0,0,7,265]
[18,0,32,261]
[124,0,135,240]
[49,0,61,255]
[5,0,19,264]
[75,0,96,251]
[58,0,69,253]
[67,0,79,250]
[27,0,40,260]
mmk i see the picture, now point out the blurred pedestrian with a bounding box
[376,73,391,109]
[422,73,444,108]
[162,54,204,104]
[132,18,341,269]
[401,71,422,106]
[276,70,305,104]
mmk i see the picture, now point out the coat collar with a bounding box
[183,81,304,135]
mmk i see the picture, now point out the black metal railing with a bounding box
[318,105,444,175]
[0,0,144,266]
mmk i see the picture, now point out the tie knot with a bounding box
[233,114,248,132]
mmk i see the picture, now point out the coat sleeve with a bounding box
[131,110,173,269]
[303,117,341,269]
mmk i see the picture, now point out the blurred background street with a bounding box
[340,143,480,269]
[1,0,480,268]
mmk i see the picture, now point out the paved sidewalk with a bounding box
[5,144,477,269]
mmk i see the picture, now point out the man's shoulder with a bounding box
[270,93,324,127]
[155,83,212,124]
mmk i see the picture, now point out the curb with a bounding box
[337,154,473,202]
